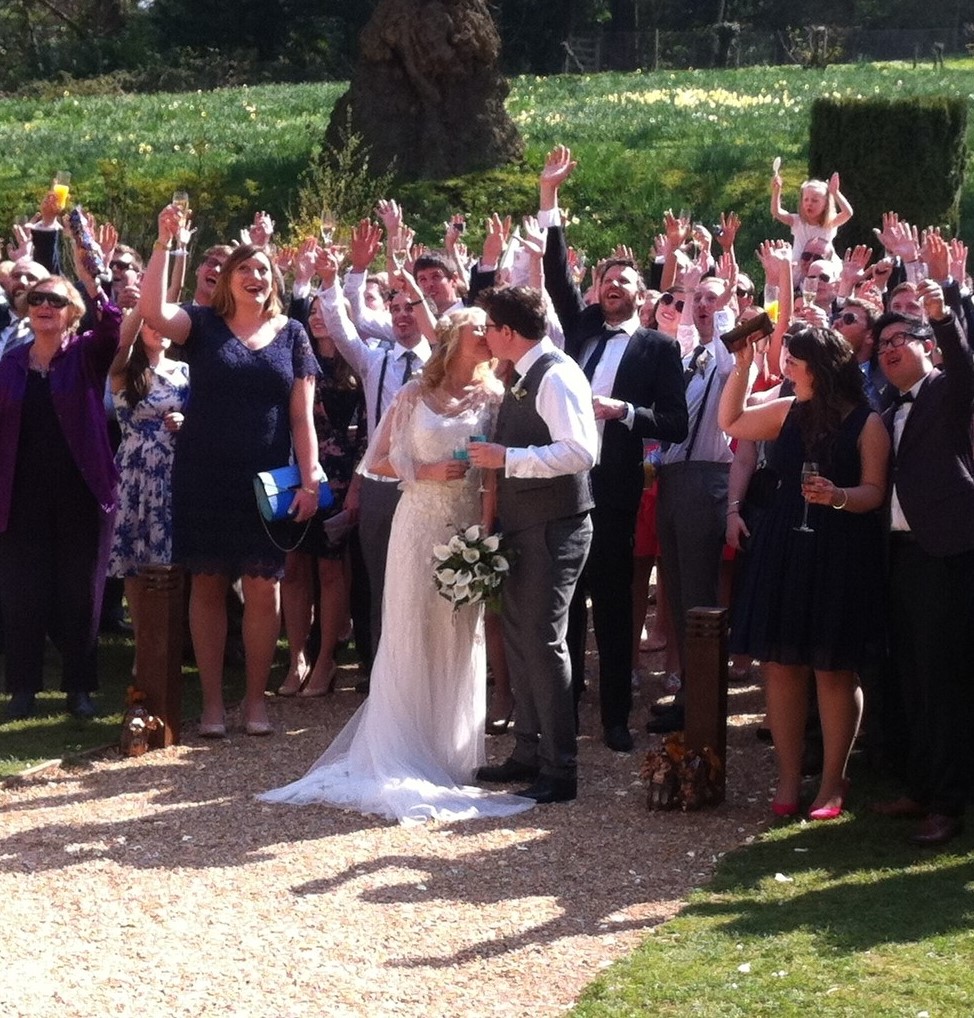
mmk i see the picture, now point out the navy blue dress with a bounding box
[730,402,884,672]
[172,306,319,578]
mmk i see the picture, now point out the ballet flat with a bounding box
[808,778,850,821]
[298,662,338,697]
[199,720,227,739]
[772,801,799,818]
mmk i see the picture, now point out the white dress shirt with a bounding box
[890,377,926,532]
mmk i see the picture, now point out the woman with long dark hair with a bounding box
[107,318,190,666]
[718,325,889,821]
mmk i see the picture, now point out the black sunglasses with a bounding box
[799,251,817,262]
[109,259,134,271]
[806,272,833,283]
[735,287,753,299]
[27,291,71,309]
[833,311,861,326]
[659,292,685,313]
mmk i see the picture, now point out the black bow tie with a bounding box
[892,391,914,408]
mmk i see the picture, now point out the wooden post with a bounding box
[684,607,728,804]
[135,564,185,747]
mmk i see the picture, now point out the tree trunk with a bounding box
[326,0,524,181]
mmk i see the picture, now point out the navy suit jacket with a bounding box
[543,225,688,512]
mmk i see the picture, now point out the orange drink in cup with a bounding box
[52,171,71,210]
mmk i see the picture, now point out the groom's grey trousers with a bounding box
[503,513,592,780]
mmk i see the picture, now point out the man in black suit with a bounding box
[538,146,689,752]
[870,282,974,847]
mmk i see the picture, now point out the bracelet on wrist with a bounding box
[831,487,849,510]
[153,239,171,252]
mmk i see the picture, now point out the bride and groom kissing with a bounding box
[260,286,598,822]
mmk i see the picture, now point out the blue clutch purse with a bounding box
[253,465,334,522]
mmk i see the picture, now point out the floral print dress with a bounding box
[108,362,190,577]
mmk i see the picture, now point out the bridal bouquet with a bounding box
[432,524,510,611]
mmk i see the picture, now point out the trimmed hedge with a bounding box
[808,95,967,250]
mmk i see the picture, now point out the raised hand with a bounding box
[921,228,949,282]
[443,213,466,255]
[249,210,275,248]
[917,278,946,320]
[292,236,320,287]
[612,242,635,262]
[539,144,577,192]
[6,223,33,261]
[663,208,690,250]
[716,211,740,251]
[314,246,342,289]
[157,204,183,247]
[520,215,546,259]
[375,198,403,235]
[839,244,872,293]
[948,238,968,283]
[872,211,901,253]
[349,218,383,272]
[481,213,512,269]
[828,171,841,196]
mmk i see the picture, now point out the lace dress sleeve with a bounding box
[357,380,423,484]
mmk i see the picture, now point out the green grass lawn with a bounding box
[572,768,974,1017]
[0,61,972,275]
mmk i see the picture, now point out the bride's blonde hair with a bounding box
[422,308,501,394]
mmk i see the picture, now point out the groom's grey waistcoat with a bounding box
[495,350,594,534]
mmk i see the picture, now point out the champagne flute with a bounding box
[172,190,190,214]
[795,460,818,533]
[800,276,818,307]
[320,208,337,245]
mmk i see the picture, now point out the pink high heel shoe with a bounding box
[772,801,799,818]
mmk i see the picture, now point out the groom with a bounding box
[469,287,597,803]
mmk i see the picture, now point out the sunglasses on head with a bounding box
[659,292,685,313]
[27,291,71,309]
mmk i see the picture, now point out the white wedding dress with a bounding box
[259,382,534,825]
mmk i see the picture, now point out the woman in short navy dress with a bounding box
[718,326,889,821]
[142,205,320,737]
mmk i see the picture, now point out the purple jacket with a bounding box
[0,302,122,532]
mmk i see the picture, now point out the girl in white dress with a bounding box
[260,307,533,824]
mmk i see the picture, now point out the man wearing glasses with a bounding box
[871,282,974,846]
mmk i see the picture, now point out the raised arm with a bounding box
[827,172,853,229]
[140,205,192,344]
[770,170,792,227]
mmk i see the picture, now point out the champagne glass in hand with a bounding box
[320,208,337,245]
[795,460,818,533]
[468,434,488,493]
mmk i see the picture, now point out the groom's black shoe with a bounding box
[476,758,539,783]
[516,774,577,804]
[603,724,634,753]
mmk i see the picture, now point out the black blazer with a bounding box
[543,225,688,512]
[884,310,974,558]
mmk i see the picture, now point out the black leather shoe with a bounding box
[476,758,539,783]
[516,775,577,804]
[6,691,36,721]
[908,813,963,847]
[645,704,685,733]
[65,692,98,719]
[603,724,634,753]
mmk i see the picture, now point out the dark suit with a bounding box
[544,226,688,732]
[883,309,974,817]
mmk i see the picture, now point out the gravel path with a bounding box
[0,665,773,1018]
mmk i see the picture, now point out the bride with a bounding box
[259,307,534,824]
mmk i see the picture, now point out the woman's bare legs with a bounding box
[189,572,231,727]
[123,575,142,676]
[280,550,313,694]
[239,574,281,726]
[810,669,862,813]
[764,661,811,808]
[302,555,348,695]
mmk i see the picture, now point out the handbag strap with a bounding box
[257,509,314,554]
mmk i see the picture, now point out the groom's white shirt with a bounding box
[503,338,597,479]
